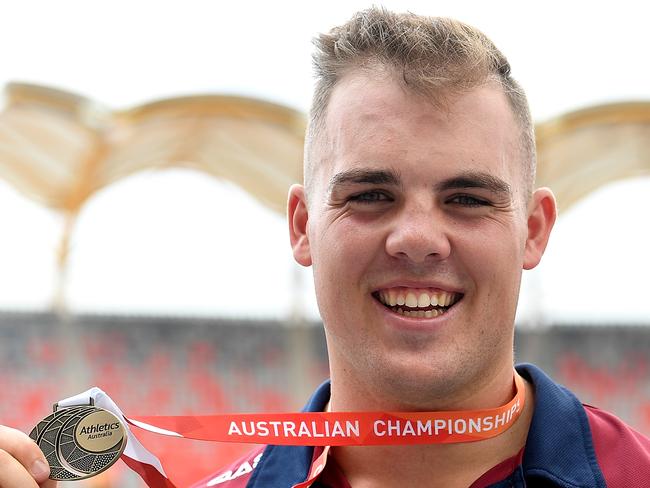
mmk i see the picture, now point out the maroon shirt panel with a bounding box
[585,405,650,488]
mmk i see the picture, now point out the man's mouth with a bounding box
[372,287,463,318]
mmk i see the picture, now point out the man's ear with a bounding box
[288,184,312,267]
[523,188,557,270]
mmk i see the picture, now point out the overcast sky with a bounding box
[0,0,649,324]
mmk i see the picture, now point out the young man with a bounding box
[191,7,649,488]
[1,7,648,488]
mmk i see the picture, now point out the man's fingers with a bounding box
[0,425,50,485]
[0,448,39,488]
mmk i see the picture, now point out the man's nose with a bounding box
[384,201,451,263]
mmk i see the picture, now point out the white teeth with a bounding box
[424,310,433,318]
[378,289,459,311]
[405,292,418,307]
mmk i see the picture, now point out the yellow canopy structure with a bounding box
[0,82,305,215]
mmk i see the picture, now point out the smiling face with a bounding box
[289,71,555,410]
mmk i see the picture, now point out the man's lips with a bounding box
[372,286,463,318]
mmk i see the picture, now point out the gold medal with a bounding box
[30,403,127,481]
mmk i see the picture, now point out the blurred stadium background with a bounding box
[1,1,649,486]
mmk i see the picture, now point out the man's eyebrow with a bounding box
[434,171,512,195]
[327,168,401,193]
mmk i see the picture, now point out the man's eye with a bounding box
[448,195,490,207]
[349,191,392,203]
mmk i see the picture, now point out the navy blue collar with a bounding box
[516,363,606,487]
[248,364,606,487]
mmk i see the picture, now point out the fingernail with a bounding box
[30,459,50,480]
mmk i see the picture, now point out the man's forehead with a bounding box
[322,73,517,147]
[308,71,525,197]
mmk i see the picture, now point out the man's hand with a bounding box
[0,425,56,487]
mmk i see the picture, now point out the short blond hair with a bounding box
[305,7,535,193]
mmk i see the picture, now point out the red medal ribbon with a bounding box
[128,373,525,447]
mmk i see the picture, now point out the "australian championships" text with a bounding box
[227,401,520,439]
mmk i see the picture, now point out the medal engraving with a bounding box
[30,406,127,481]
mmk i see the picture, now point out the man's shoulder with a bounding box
[189,447,265,488]
[517,362,650,487]
[584,404,650,486]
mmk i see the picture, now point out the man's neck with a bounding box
[328,377,535,488]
